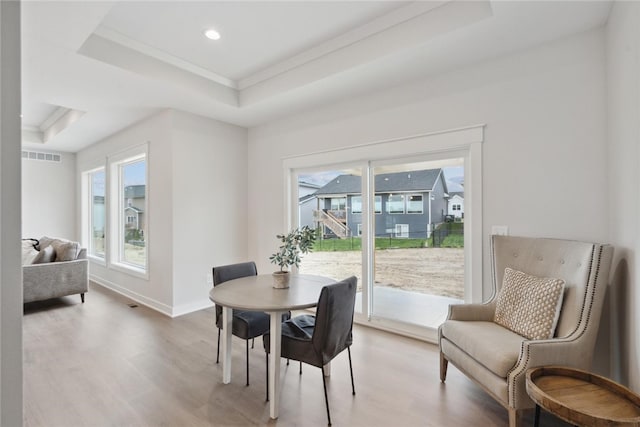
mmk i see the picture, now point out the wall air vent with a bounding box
[21,150,62,163]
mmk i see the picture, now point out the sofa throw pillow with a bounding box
[22,240,39,265]
[494,267,565,340]
[32,245,56,264]
[51,240,80,262]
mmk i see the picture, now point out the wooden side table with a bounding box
[526,366,640,427]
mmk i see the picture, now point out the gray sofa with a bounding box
[23,238,89,304]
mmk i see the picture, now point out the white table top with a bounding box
[209,273,335,311]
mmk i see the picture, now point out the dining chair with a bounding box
[263,276,357,426]
[213,261,291,386]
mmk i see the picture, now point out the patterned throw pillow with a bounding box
[494,268,565,340]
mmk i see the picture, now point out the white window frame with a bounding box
[395,224,409,238]
[406,194,424,214]
[387,194,405,214]
[351,195,362,214]
[108,144,149,279]
[283,125,484,340]
[81,167,107,265]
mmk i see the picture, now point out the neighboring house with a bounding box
[298,181,320,229]
[313,169,448,239]
[124,185,146,233]
[447,192,464,219]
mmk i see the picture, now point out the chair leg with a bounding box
[299,361,302,375]
[252,337,255,349]
[321,368,332,426]
[265,353,269,402]
[440,352,448,382]
[347,346,355,395]
[216,328,220,364]
[246,339,250,386]
[80,293,85,303]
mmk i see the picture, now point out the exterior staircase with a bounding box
[314,210,350,239]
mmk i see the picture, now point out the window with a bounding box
[352,196,362,214]
[330,197,346,211]
[453,204,461,211]
[88,169,105,258]
[387,194,405,214]
[357,223,363,236]
[120,159,146,269]
[395,224,409,238]
[407,194,423,214]
[374,195,382,214]
[109,146,148,276]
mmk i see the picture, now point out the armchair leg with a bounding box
[321,368,332,426]
[440,352,448,382]
[216,328,220,364]
[80,293,85,303]
[347,346,355,395]
[300,361,302,375]
[508,407,523,427]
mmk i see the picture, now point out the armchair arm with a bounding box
[507,335,592,409]
[446,302,496,322]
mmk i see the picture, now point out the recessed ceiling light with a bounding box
[204,29,221,41]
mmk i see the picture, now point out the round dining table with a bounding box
[209,273,335,419]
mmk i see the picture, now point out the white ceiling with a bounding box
[21,0,612,153]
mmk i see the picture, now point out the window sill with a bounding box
[88,255,106,267]
[110,262,149,280]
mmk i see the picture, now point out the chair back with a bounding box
[491,236,613,344]
[212,261,258,324]
[311,276,358,366]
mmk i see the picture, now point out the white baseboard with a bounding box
[90,274,173,317]
[90,274,214,318]
[171,299,214,318]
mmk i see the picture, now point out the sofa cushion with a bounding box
[32,245,55,264]
[51,240,81,262]
[494,268,565,340]
[38,236,81,261]
[441,320,523,378]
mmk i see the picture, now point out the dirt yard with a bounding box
[299,247,464,299]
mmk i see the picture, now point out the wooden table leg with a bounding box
[534,405,540,427]
[221,307,232,384]
[269,311,282,419]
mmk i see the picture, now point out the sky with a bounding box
[299,166,464,191]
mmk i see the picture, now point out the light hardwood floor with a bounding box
[23,283,569,426]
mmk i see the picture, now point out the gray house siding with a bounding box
[314,169,449,239]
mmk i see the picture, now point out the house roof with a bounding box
[124,185,146,199]
[299,194,316,204]
[450,192,464,199]
[315,169,443,195]
[125,206,143,213]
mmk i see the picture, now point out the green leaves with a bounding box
[269,226,316,272]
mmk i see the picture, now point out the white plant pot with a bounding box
[272,271,290,289]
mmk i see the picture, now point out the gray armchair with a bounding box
[438,235,613,427]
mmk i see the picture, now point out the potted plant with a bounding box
[269,226,316,288]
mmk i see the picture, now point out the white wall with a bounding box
[22,152,76,240]
[77,111,175,313]
[248,28,609,285]
[76,109,248,316]
[606,1,640,391]
[171,110,248,315]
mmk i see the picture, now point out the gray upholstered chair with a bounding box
[213,261,291,386]
[439,235,613,426]
[263,276,358,426]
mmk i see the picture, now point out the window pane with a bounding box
[407,194,423,214]
[351,196,362,214]
[387,194,405,214]
[90,170,105,257]
[121,159,146,268]
[374,195,382,214]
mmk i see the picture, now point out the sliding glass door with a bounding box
[370,159,464,327]
[296,166,364,315]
